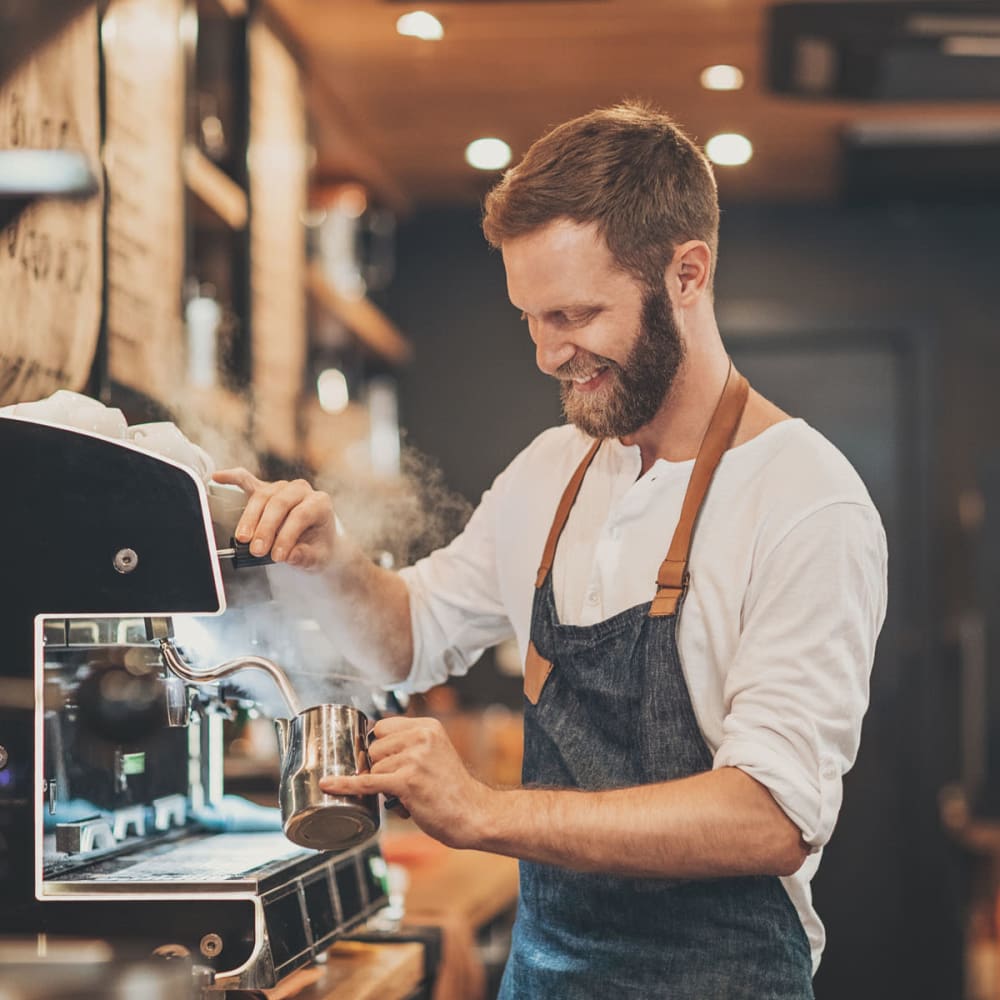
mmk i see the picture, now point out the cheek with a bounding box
[581,321,635,364]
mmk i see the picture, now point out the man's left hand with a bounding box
[319,716,493,849]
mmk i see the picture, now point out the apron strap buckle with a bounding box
[649,570,689,618]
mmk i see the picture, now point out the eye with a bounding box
[564,309,598,327]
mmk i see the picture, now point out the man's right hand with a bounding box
[212,468,337,572]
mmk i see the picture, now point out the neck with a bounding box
[620,324,731,474]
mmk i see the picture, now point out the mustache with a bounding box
[555,353,619,381]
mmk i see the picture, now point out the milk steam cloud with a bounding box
[167,385,259,478]
[179,437,473,719]
[318,441,473,568]
[252,443,473,713]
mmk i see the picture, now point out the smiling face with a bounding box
[503,218,684,439]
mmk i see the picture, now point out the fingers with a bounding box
[273,493,333,565]
[233,479,285,547]
[251,480,313,558]
[212,467,260,492]
[371,716,440,739]
[319,773,398,797]
[229,478,332,564]
[366,731,412,767]
[319,772,411,817]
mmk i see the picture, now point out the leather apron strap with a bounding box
[534,437,603,589]
[650,365,749,616]
[533,363,750,617]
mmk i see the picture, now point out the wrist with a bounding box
[461,782,506,852]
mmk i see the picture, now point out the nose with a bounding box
[531,321,576,377]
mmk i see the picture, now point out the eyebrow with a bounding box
[517,303,604,319]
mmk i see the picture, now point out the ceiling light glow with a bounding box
[465,137,512,171]
[396,11,444,41]
[705,133,753,166]
[700,64,745,91]
[317,368,350,414]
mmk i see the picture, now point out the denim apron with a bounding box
[498,368,814,999]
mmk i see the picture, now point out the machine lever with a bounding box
[216,538,274,569]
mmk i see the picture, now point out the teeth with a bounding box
[572,368,604,384]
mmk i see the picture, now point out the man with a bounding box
[215,102,887,998]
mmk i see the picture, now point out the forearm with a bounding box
[472,766,807,879]
[321,535,414,685]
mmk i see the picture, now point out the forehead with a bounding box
[501,218,638,310]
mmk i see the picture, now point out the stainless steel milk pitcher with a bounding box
[159,639,380,851]
[274,704,380,851]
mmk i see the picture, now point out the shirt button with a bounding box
[586,589,599,605]
[610,525,620,540]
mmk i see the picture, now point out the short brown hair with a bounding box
[482,101,719,289]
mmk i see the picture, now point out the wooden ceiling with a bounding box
[265,0,1000,210]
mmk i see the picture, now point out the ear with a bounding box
[669,241,713,306]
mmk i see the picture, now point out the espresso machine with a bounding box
[0,415,389,992]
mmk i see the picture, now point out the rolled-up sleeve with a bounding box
[713,501,888,850]
[396,478,516,694]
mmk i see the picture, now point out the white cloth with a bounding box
[399,418,888,972]
[0,390,215,481]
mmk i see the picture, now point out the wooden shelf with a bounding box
[183,145,248,230]
[307,264,414,365]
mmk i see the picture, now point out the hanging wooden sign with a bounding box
[102,0,186,403]
[0,4,102,405]
[249,17,308,460]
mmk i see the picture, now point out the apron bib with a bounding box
[499,367,814,999]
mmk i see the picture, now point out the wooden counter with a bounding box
[383,829,520,1000]
[388,830,518,929]
[237,940,423,1000]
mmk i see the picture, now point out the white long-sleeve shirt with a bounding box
[399,418,888,972]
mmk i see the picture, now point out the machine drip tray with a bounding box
[47,831,309,893]
[37,833,391,989]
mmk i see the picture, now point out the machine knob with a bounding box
[113,548,139,574]
[199,934,223,958]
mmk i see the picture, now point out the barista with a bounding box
[215,103,887,998]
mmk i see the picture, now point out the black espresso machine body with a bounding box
[0,417,388,990]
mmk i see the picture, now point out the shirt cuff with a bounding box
[390,568,486,695]
[713,737,844,851]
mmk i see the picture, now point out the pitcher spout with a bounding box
[274,717,291,758]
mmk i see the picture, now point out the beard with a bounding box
[558,286,685,439]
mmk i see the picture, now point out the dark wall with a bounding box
[386,200,1000,1000]
[390,208,562,504]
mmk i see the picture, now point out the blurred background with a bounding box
[2,1,1000,997]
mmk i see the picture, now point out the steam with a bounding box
[173,436,472,720]
[166,386,260,478]
[318,439,473,568]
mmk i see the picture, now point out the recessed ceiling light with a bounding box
[705,133,753,167]
[396,11,444,41]
[465,137,512,171]
[700,64,744,91]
